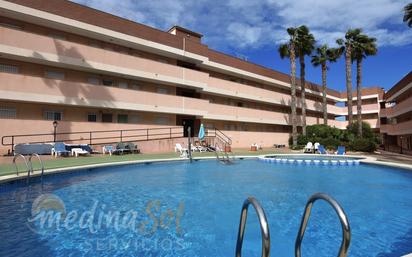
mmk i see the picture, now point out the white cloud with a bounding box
[71,0,412,50]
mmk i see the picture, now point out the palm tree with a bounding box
[311,45,340,125]
[295,26,315,136]
[279,27,299,147]
[352,33,377,137]
[404,3,412,27]
[337,29,362,126]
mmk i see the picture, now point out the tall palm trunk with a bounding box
[299,54,307,135]
[321,62,328,125]
[356,58,363,137]
[290,43,298,147]
[345,45,353,125]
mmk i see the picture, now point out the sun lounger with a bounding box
[336,146,346,155]
[51,142,70,157]
[71,148,90,157]
[314,142,320,153]
[125,142,140,154]
[113,142,130,155]
[103,145,114,155]
[318,145,328,155]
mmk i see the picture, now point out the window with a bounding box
[154,116,170,125]
[118,82,128,89]
[44,111,62,121]
[157,87,169,94]
[129,115,141,124]
[102,113,113,123]
[87,113,97,122]
[87,77,100,85]
[0,107,16,119]
[45,70,65,80]
[102,79,114,86]
[117,114,128,123]
[0,64,19,74]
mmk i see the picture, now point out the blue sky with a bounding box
[71,0,412,92]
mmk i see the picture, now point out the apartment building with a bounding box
[0,0,383,154]
[380,71,412,154]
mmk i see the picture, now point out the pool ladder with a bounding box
[214,145,235,164]
[235,193,351,257]
[12,154,45,184]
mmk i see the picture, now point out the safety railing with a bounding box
[206,128,232,152]
[12,154,45,184]
[12,154,29,176]
[235,193,351,257]
[2,126,184,154]
[235,197,270,257]
[28,154,45,183]
[295,193,351,257]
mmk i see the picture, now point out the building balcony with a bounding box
[0,26,209,90]
[205,103,340,127]
[380,120,412,135]
[0,27,362,115]
[338,103,380,116]
[207,76,343,115]
[0,73,209,117]
[380,96,412,118]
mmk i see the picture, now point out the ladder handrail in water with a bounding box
[12,154,29,176]
[235,197,270,257]
[28,153,45,183]
[295,193,351,257]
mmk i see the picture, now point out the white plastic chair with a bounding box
[304,142,313,153]
[175,143,189,158]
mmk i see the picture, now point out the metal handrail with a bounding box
[2,126,184,153]
[12,154,29,176]
[215,128,232,145]
[29,154,45,183]
[236,197,270,257]
[295,193,351,257]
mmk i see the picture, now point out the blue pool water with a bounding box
[0,159,412,257]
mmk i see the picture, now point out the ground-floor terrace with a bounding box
[0,98,384,156]
[382,133,412,156]
[0,100,301,155]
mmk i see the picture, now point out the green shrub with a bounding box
[346,121,375,139]
[350,138,377,152]
[319,137,341,150]
[288,123,377,152]
[289,135,308,149]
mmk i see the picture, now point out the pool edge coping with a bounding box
[1,153,412,184]
[258,153,412,171]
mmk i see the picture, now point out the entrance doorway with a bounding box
[176,115,200,137]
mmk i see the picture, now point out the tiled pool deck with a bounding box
[0,148,411,184]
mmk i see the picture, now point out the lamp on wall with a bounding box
[53,120,58,142]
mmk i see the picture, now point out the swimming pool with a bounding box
[0,159,411,257]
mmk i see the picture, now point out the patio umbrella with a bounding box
[198,124,205,140]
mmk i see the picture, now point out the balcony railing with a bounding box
[0,26,209,89]
[2,126,184,154]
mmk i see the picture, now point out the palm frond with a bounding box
[404,3,412,27]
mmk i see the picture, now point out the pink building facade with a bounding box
[380,72,412,154]
[0,0,387,154]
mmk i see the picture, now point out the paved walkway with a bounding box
[370,150,412,166]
